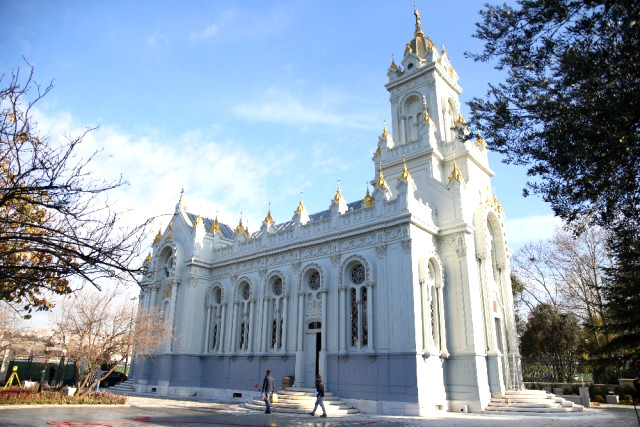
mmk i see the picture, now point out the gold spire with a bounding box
[454,112,466,125]
[167,222,173,240]
[264,207,274,226]
[295,193,306,215]
[447,158,464,185]
[374,162,388,190]
[374,146,381,156]
[334,186,344,203]
[363,187,373,207]
[381,122,390,139]
[422,108,432,123]
[144,251,152,263]
[398,155,412,182]
[414,4,424,37]
[474,133,487,149]
[153,228,162,244]
[441,44,447,55]
[234,218,245,234]
[194,213,203,227]
[493,188,503,213]
[244,223,251,239]
[389,56,398,70]
[210,215,221,234]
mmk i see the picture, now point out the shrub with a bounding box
[621,395,633,404]
[0,387,126,405]
[593,395,606,403]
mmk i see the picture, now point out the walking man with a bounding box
[309,374,327,417]
[261,370,275,414]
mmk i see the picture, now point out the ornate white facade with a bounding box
[134,8,523,415]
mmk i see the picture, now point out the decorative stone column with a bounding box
[294,290,306,387]
[366,281,374,352]
[261,296,270,353]
[282,295,289,352]
[219,303,227,354]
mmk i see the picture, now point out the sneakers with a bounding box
[264,411,271,414]
[308,412,314,416]
[321,414,327,417]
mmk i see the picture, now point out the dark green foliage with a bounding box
[469,0,640,227]
[600,224,640,355]
[471,0,640,360]
[520,303,583,382]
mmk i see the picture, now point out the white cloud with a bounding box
[190,24,219,41]
[505,215,564,248]
[234,87,377,130]
[31,108,292,245]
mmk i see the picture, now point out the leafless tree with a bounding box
[52,284,171,396]
[0,63,154,316]
[511,225,611,347]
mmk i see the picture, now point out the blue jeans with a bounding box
[264,391,271,412]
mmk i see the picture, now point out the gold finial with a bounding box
[244,220,251,239]
[414,4,424,37]
[234,214,245,234]
[363,187,374,207]
[381,121,390,139]
[334,180,344,203]
[194,212,203,227]
[264,203,274,226]
[447,158,464,185]
[493,188,503,213]
[374,146,381,156]
[422,108,431,123]
[475,133,487,148]
[295,192,306,215]
[455,112,466,125]
[210,213,221,234]
[144,251,152,263]
[398,155,412,182]
[374,162,388,190]
[405,42,412,54]
[153,228,162,244]
[441,45,447,55]
[389,55,398,70]
[179,188,184,203]
[167,222,173,240]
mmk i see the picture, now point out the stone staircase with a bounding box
[106,379,135,394]
[485,389,584,413]
[245,387,359,415]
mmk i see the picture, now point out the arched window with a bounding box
[487,220,499,281]
[206,286,224,353]
[269,277,285,351]
[421,258,447,355]
[234,280,253,352]
[349,262,369,349]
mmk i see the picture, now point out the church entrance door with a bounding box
[304,325,321,387]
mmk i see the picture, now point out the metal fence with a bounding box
[4,356,76,386]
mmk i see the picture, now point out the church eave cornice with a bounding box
[205,212,414,270]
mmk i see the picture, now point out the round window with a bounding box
[273,278,283,296]
[309,271,320,290]
[351,264,365,284]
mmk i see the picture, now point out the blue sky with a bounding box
[1,1,560,273]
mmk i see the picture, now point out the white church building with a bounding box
[134,7,523,415]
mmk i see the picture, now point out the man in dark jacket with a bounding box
[309,374,327,417]
[261,370,275,414]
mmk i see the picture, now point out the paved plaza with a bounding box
[0,393,639,427]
